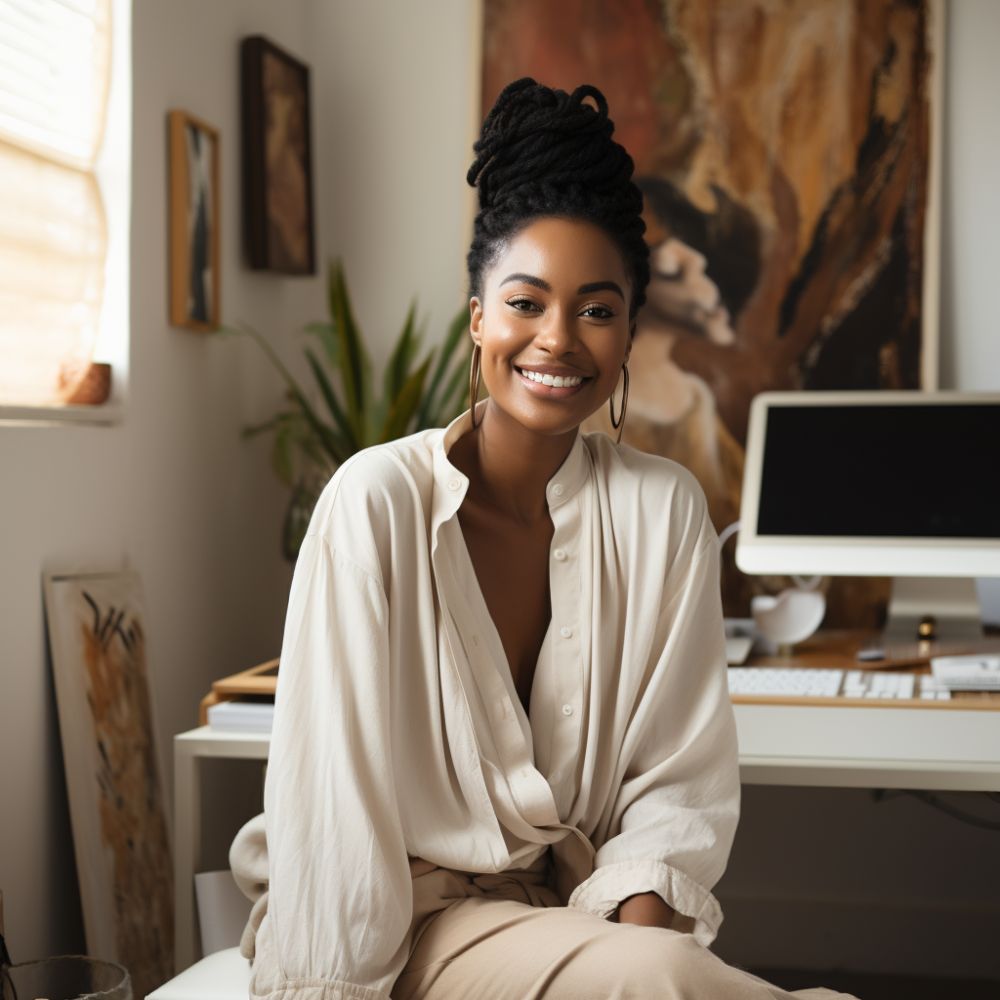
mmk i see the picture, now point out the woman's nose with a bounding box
[534,309,575,354]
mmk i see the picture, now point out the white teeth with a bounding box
[519,368,583,387]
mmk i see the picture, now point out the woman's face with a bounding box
[645,237,735,346]
[469,217,633,439]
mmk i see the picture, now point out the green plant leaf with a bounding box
[304,347,355,452]
[328,259,371,441]
[380,356,432,442]
[240,413,286,440]
[304,322,339,368]
[369,394,389,447]
[228,321,347,469]
[383,300,421,402]
[282,482,319,562]
[224,278,482,559]
[417,309,469,427]
[273,423,296,486]
[431,355,472,427]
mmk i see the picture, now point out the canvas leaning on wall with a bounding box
[43,569,173,1000]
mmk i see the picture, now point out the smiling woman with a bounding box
[230,78,856,1000]
[467,217,632,442]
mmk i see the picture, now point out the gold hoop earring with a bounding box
[609,365,629,444]
[469,343,483,428]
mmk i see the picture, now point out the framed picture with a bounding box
[241,35,316,274]
[482,0,943,626]
[168,109,220,330]
[43,568,172,1000]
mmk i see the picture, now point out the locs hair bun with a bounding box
[466,77,649,318]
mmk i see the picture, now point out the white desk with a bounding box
[173,729,271,971]
[172,702,1000,970]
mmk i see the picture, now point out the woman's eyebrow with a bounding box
[577,280,624,300]
[500,272,551,291]
[500,273,625,301]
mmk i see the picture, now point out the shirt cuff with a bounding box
[250,977,390,1000]
[566,860,724,947]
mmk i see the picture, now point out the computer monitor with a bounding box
[736,391,1000,641]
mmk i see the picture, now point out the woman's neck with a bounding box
[455,401,577,525]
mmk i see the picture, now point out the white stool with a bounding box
[147,948,250,1000]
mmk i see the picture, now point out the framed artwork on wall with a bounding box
[241,35,316,274]
[168,109,221,331]
[482,0,943,626]
[43,568,173,1000]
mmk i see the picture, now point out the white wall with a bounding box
[0,0,325,958]
[308,0,482,371]
[939,0,1000,393]
[940,0,1000,621]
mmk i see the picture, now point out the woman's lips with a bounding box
[514,365,590,397]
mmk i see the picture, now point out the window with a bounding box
[0,0,124,415]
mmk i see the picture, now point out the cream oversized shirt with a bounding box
[231,408,740,1000]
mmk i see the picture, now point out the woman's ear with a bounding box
[469,297,483,346]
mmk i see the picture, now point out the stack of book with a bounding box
[201,659,278,733]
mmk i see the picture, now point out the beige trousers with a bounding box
[392,853,858,1000]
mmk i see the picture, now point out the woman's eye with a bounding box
[581,304,614,320]
[506,297,539,312]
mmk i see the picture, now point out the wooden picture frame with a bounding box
[241,35,316,274]
[199,657,278,724]
[43,568,173,1000]
[168,109,220,331]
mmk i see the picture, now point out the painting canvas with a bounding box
[241,35,316,274]
[483,0,941,624]
[169,109,220,331]
[44,569,173,999]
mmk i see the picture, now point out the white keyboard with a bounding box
[727,667,952,700]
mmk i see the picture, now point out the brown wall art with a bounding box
[168,109,221,331]
[482,0,942,623]
[241,35,316,274]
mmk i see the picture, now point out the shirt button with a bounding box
[561,704,573,716]
[552,483,564,497]
[448,478,461,491]
[559,626,573,638]
[553,548,567,561]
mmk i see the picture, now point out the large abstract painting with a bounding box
[483,0,941,622]
[44,570,172,999]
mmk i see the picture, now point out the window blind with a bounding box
[0,0,110,406]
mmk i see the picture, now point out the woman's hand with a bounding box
[613,891,677,929]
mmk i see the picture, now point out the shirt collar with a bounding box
[431,404,591,533]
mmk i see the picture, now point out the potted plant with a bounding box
[224,260,471,559]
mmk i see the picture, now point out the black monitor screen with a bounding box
[756,404,1000,538]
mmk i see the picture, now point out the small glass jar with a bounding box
[2,956,131,1000]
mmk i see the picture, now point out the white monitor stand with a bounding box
[885,577,983,642]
